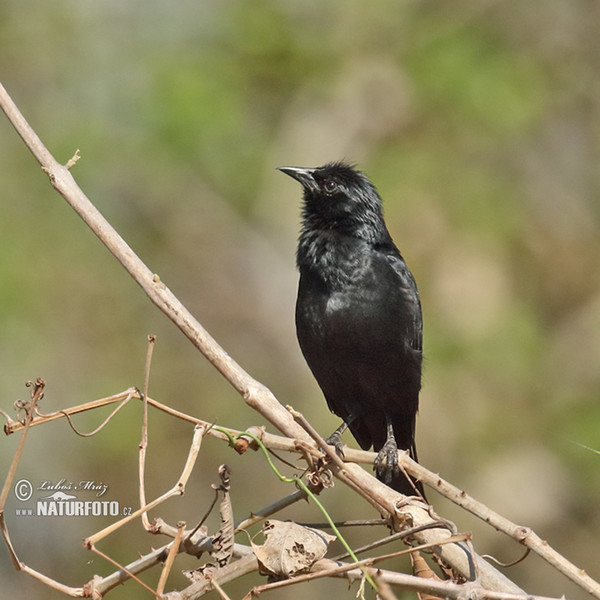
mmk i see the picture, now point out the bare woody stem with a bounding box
[0,80,309,445]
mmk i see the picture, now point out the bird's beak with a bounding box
[277,166,319,193]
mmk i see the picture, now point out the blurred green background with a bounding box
[1,1,599,599]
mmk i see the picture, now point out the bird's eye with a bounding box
[323,179,338,194]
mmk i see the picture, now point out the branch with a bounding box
[0,80,306,445]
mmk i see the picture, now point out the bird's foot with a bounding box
[374,437,400,485]
[324,429,346,458]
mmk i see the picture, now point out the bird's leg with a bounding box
[325,421,349,458]
[374,419,400,484]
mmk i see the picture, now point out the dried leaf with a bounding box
[211,465,234,568]
[251,519,336,578]
[412,552,445,600]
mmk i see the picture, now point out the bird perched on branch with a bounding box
[279,161,424,497]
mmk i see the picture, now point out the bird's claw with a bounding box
[325,430,345,458]
[374,438,400,484]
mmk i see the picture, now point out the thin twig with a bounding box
[235,489,308,532]
[186,487,221,542]
[143,335,156,400]
[140,335,156,530]
[208,574,233,600]
[157,521,185,596]
[60,393,133,437]
[331,520,454,561]
[64,148,80,170]
[483,548,531,568]
[296,518,387,529]
[2,389,140,434]
[287,406,346,471]
[89,543,170,596]
[0,380,44,510]
[7,561,85,598]
[0,379,46,570]
[90,544,158,597]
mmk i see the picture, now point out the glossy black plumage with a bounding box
[279,161,424,496]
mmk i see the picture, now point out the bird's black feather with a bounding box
[279,162,424,496]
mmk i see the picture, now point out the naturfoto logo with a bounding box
[13,478,132,518]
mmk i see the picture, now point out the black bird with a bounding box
[279,161,424,496]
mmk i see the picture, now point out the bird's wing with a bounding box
[385,251,423,354]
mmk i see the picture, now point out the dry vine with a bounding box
[1,80,599,599]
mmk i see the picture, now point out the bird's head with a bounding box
[278,161,389,242]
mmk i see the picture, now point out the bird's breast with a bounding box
[298,273,392,339]
[324,290,353,314]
